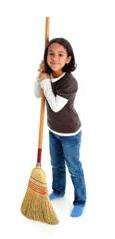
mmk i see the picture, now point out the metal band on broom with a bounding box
[21,17,59,225]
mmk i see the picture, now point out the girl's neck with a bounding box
[52,71,63,78]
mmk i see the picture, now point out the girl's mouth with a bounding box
[50,62,59,65]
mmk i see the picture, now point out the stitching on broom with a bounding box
[29,180,48,195]
[30,176,47,185]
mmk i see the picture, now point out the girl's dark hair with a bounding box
[43,38,77,74]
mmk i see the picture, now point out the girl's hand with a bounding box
[39,72,50,80]
[38,61,50,81]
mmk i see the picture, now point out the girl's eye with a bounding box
[48,53,54,56]
[48,52,65,57]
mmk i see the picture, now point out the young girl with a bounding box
[34,38,86,217]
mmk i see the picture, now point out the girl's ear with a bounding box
[66,56,71,64]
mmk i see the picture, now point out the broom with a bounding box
[21,17,59,225]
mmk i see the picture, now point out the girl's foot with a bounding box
[70,205,84,217]
[49,191,64,200]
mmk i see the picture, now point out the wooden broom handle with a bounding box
[37,17,50,165]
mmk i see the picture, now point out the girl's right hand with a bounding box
[38,60,45,73]
[38,61,50,81]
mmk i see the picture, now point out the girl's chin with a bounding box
[51,66,60,71]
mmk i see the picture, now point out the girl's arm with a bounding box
[40,78,68,112]
[37,62,69,112]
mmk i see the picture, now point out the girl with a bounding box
[34,38,86,217]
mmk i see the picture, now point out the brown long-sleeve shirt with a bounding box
[40,72,81,135]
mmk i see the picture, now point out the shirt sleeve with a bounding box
[55,77,78,100]
[40,79,68,112]
[34,77,41,98]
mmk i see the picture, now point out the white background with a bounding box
[0,0,115,238]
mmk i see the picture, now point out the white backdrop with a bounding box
[0,0,115,238]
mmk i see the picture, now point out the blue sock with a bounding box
[49,191,64,200]
[70,205,84,217]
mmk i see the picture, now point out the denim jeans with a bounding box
[49,130,86,205]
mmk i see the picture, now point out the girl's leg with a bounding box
[49,131,66,196]
[61,131,86,206]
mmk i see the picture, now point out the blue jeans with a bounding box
[49,131,86,205]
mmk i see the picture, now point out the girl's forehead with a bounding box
[48,43,67,52]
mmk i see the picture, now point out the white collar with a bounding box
[51,72,66,83]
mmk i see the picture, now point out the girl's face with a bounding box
[47,43,71,77]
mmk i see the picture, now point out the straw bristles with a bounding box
[21,167,59,225]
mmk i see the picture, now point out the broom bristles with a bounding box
[21,167,59,225]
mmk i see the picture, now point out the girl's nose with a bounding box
[51,54,58,61]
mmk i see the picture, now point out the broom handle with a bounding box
[37,17,50,166]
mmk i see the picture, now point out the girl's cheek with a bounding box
[47,57,50,63]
